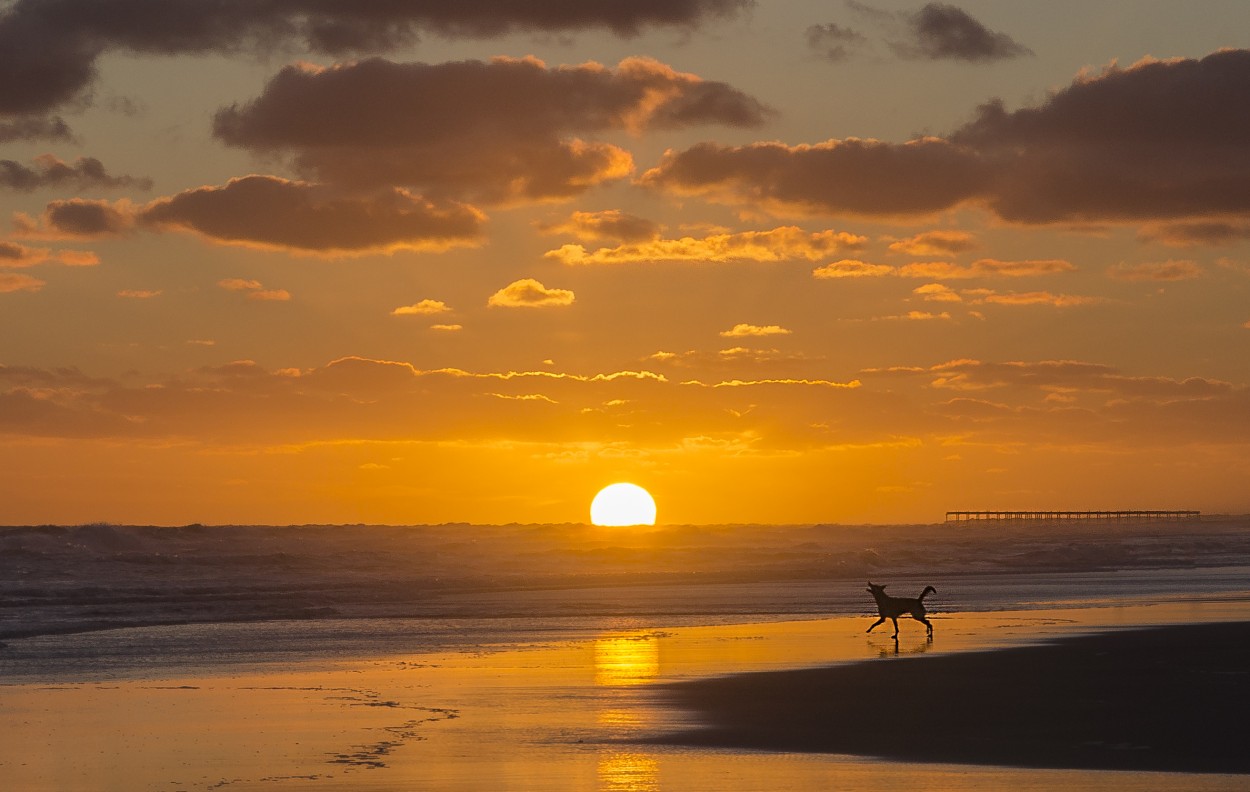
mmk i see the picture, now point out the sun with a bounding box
[590,483,657,526]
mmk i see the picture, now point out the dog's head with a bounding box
[866,581,886,595]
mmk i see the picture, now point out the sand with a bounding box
[654,621,1250,775]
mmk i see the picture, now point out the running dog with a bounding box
[866,582,936,638]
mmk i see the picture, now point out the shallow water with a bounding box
[4,578,1250,790]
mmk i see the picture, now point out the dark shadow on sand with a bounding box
[651,621,1250,774]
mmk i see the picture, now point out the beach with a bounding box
[654,621,1250,775]
[4,520,1250,790]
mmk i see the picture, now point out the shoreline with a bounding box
[651,620,1250,775]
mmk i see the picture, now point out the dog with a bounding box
[866,581,936,638]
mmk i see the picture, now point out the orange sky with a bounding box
[2,1,1249,525]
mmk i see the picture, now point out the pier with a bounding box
[945,510,1200,522]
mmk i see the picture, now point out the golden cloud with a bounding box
[720,323,791,338]
[548,226,866,265]
[392,299,451,316]
[897,258,1075,279]
[219,277,290,301]
[888,230,979,256]
[487,278,575,308]
[812,259,894,278]
[913,283,963,302]
[972,291,1100,307]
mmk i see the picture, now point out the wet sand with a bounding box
[655,621,1250,775]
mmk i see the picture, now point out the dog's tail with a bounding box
[920,585,937,600]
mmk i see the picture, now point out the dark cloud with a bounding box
[641,137,988,217]
[0,115,73,142]
[0,154,151,192]
[214,56,770,204]
[645,49,1250,228]
[1139,221,1250,248]
[16,175,486,254]
[893,3,1031,62]
[805,23,866,63]
[953,49,1250,223]
[0,0,750,116]
[141,176,486,255]
[16,197,135,237]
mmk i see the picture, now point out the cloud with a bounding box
[813,257,1074,280]
[910,359,1238,401]
[0,0,750,116]
[218,277,290,301]
[720,323,791,338]
[806,23,867,62]
[681,377,861,389]
[951,50,1250,224]
[0,272,44,292]
[892,3,1032,63]
[487,278,575,308]
[19,177,486,255]
[897,258,1075,279]
[888,230,978,256]
[871,310,952,321]
[213,56,770,204]
[812,259,894,279]
[57,249,97,266]
[142,175,486,255]
[392,299,451,316]
[0,240,50,267]
[1107,260,1203,282]
[970,290,1100,307]
[218,278,262,291]
[430,324,462,332]
[548,226,866,265]
[646,49,1250,227]
[0,116,72,142]
[538,210,660,243]
[913,283,962,302]
[0,154,151,192]
[117,289,161,299]
[1139,221,1250,248]
[14,198,135,238]
[641,137,988,218]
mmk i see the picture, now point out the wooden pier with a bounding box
[945,510,1200,522]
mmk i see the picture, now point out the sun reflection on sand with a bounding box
[594,632,660,687]
[597,750,660,792]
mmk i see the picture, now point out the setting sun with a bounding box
[590,483,657,526]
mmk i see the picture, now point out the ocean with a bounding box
[4,518,1250,790]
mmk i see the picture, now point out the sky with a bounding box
[2,0,1250,526]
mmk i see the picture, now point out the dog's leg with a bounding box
[915,614,933,635]
[866,616,886,633]
[890,617,899,637]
